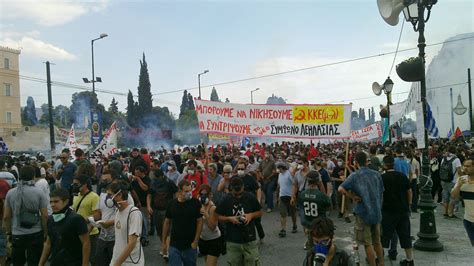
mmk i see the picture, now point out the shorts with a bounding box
[226,241,260,266]
[354,215,381,246]
[198,238,222,257]
[381,211,412,249]
[279,196,296,217]
[441,181,455,204]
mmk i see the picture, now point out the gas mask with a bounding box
[313,239,332,263]
[105,190,122,208]
[187,169,195,175]
[199,194,209,205]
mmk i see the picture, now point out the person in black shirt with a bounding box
[131,166,151,246]
[146,169,177,259]
[39,188,90,266]
[215,177,262,265]
[162,179,203,266]
[381,156,414,266]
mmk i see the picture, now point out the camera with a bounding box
[238,215,247,224]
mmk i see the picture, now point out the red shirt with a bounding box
[184,172,208,198]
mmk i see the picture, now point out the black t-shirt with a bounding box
[131,176,151,207]
[165,198,202,250]
[319,168,331,192]
[331,166,344,186]
[149,177,178,210]
[381,171,411,212]
[233,175,259,195]
[215,192,262,244]
[47,209,88,266]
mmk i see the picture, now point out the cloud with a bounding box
[379,41,417,50]
[2,0,110,26]
[1,36,77,61]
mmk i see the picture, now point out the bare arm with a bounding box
[39,236,51,266]
[2,206,12,234]
[407,188,413,206]
[451,179,465,199]
[204,206,218,231]
[192,218,203,248]
[78,233,90,266]
[40,207,48,239]
[134,175,149,191]
[114,234,139,266]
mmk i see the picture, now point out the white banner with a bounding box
[350,123,382,142]
[65,124,78,159]
[89,122,118,163]
[195,99,352,139]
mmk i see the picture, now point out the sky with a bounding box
[0,0,473,121]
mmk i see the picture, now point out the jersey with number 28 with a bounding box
[297,188,331,227]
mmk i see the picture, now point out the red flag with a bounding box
[211,145,215,154]
[254,142,260,151]
[454,127,463,139]
[308,142,319,160]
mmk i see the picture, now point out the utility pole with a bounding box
[46,61,55,156]
[468,68,473,136]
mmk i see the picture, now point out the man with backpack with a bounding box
[3,165,49,265]
[440,146,462,218]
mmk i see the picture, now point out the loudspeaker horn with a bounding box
[377,0,406,26]
[372,82,383,96]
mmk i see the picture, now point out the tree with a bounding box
[179,90,189,119]
[69,91,99,128]
[187,92,195,111]
[22,96,38,126]
[109,97,119,114]
[126,90,137,127]
[266,94,286,104]
[137,53,153,116]
[210,87,220,102]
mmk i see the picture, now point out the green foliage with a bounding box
[68,91,99,128]
[126,90,137,127]
[266,94,286,104]
[109,97,119,114]
[137,53,153,116]
[210,87,220,102]
[39,104,70,128]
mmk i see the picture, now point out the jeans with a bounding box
[264,179,276,210]
[95,239,114,266]
[168,246,197,266]
[464,219,474,246]
[11,231,44,266]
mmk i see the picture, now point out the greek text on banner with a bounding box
[195,99,352,139]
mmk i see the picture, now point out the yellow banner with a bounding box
[208,133,230,140]
[293,106,344,124]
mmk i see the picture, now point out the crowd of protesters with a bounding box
[0,137,473,266]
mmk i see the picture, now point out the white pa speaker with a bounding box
[377,0,406,26]
[372,82,383,96]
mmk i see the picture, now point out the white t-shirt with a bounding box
[110,205,144,266]
[96,192,135,241]
[35,178,52,215]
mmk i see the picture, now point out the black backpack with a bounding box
[439,157,456,182]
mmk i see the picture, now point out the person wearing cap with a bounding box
[297,170,331,251]
[71,174,100,265]
[215,177,262,265]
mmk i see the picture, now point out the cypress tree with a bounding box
[137,53,153,116]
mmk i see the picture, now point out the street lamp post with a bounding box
[373,77,393,143]
[403,0,443,252]
[198,70,209,100]
[83,33,108,94]
[251,88,260,104]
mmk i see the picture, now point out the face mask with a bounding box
[71,183,82,194]
[337,161,343,167]
[184,191,193,201]
[199,194,209,205]
[188,170,195,175]
[237,170,245,177]
[313,239,332,263]
[276,169,280,173]
[297,164,303,170]
[168,166,173,171]
[52,213,66,222]
[105,190,121,208]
